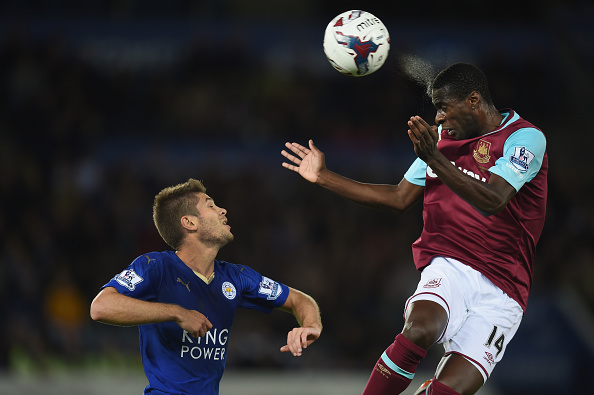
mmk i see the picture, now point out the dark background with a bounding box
[1,1,593,394]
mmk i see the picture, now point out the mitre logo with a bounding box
[473,139,491,164]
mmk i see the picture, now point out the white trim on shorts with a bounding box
[404,257,524,382]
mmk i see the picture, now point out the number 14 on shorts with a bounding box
[484,325,505,357]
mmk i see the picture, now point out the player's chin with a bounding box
[217,232,234,246]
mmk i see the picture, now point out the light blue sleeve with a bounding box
[403,157,427,186]
[489,128,546,192]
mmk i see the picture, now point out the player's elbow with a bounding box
[474,199,508,217]
[89,298,103,322]
[90,294,111,322]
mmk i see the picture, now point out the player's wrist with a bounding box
[169,303,186,323]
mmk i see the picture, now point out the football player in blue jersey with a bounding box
[90,178,322,395]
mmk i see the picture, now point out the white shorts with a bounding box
[404,257,523,382]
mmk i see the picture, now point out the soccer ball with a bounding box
[323,10,390,77]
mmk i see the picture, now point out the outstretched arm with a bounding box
[277,287,322,357]
[282,140,424,214]
[90,287,213,338]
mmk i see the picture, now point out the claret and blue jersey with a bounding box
[404,110,547,191]
[103,250,289,395]
[402,109,548,311]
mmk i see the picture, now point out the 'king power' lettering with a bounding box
[180,328,229,360]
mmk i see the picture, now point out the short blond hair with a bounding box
[153,178,206,249]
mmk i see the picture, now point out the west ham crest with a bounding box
[473,139,491,164]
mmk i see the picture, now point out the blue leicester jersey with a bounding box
[103,250,290,395]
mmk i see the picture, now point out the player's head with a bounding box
[153,178,206,249]
[430,63,496,140]
[431,62,493,106]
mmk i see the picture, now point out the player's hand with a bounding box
[407,116,440,162]
[281,140,326,184]
[280,326,321,357]
[175,308,213,338]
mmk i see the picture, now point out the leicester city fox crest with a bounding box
[258,277,282,300]
[222,281,237,299]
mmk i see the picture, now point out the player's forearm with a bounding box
[283,288,322,331]
[316,169,407,213]
[425,154,509,214]
[90,287,183,326]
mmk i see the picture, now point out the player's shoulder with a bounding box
[506,110,544,136]
[217,260,260,281]
[130,251,175,270]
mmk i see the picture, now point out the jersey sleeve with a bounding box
[102,253,161,301]
[404,157,427,186]
[234,265,290,313]
[489,128,546,192]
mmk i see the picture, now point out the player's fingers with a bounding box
[281,150,302,164]
[410,116,428,135]
[286,142,309,157]
[407,129,420,144]
[416,128,430,147]
[408,119,421,139]
[286,141,306,150]
[415,116,432,129]
[410,118,432,147]
[205,318,213,329]
[287,329,302,356]
[429,125,440,141]
[302,328,321,348]
[300,331,310,349]
[282,162,299,173]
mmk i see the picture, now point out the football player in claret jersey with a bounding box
[281,63,547,395]
[90,179,322,395]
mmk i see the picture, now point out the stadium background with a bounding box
[1,1,593,394]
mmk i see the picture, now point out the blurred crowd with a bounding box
[1,1,593,385]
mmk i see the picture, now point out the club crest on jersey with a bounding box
[115,269,144,291]
[473,139,491,164]
[510,146,534,172]
[222,281,236,300]
[258,277,282,300]
[423,278,442,288]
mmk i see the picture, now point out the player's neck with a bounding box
[175,245,217,278]
[483,108,504,134]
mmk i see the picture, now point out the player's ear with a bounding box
[467,91,481,109]
[180,215,198,230]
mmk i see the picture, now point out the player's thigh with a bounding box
[404,258,471,344]
[443,292,523,383]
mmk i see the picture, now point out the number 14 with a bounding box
[484,326,505,357]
